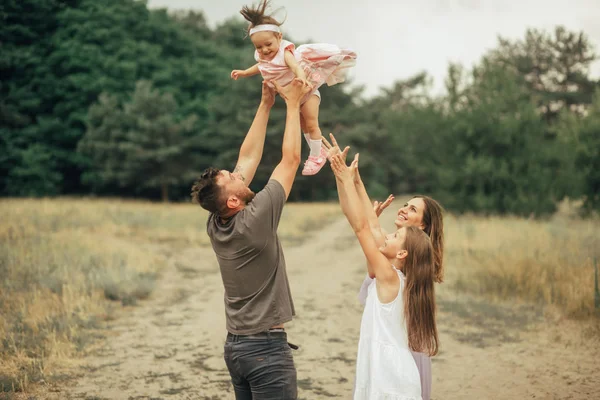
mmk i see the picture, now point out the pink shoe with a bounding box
[301,154,327,176]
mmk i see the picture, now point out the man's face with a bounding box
[218,170,255,205]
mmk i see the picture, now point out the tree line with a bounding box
[2,0,599,215]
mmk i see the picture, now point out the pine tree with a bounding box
[78,81,198,202]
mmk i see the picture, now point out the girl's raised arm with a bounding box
[330,153,396,282]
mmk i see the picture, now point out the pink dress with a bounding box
[255,40,357,104]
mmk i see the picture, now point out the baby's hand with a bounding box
[300,78,311,88]
[231,70,245,80]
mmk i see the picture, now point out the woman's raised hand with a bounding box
[373,194,395,217]
[322,133,346,162]
[329,147,350,179]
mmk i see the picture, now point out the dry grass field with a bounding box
[444,211,599,317]
[1,197,598,398]
[0,198,342,393]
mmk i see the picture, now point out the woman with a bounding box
[323,134,445,400]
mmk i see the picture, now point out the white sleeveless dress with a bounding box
[358,274,432,400]
[354,269,422,400]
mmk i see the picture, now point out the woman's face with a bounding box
[394,198,425,230]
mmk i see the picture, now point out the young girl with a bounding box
[329,147,439,400]
[356,195,444,400]
[323,134,443,400]
[231,0,357,176]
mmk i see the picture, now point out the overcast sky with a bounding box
[148,0,600,97]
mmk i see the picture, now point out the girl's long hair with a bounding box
[413,195,444,283]
[240,0,283,34]
[403,226,439,356]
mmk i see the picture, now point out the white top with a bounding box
[354,268,422,400]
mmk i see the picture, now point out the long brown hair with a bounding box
[240,0,283,34]
[413,195,444,283]
[403,226,439,356]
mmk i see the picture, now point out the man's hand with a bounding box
[373,194,395,217]
[273,78,311,105]
[231,70,246,80]
[260,81,276,108]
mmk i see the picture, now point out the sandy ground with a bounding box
[32,208,600,400]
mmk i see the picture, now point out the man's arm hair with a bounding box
[233,100,272,186]
[269,102,302,199]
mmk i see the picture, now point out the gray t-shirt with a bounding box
[207,179,295,335]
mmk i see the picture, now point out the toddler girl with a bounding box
[231,0,357,175]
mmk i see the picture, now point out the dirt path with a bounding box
[51,209,599,399]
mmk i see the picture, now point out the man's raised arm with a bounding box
[269,79,312,199]
[233,82,276,186]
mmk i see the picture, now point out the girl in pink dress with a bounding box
[231,0,357,176]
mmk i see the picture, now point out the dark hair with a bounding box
[240,0,283,34]
[191,167,226,214]
[413,195,445,283]
[403,226,439,356]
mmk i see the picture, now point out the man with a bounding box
[191,79,311,399]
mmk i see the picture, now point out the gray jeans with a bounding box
[224,331,298,400]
